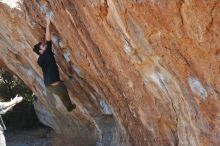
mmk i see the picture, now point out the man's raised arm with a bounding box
[46,17,51,41]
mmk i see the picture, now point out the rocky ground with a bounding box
[5,128,53,146]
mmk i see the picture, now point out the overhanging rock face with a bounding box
[0,0,220,146]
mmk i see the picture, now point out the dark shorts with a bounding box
[47,81,75,111]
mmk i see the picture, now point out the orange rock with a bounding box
[0,0,219,145]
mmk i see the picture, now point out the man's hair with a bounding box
[33,42,42,55]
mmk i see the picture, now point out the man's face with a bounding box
[39,43,46,54]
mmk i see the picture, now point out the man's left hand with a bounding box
[13,95,23,104]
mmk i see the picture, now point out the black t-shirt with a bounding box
[37,41,60,86]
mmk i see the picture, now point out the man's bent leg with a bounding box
[47,82,76,112]
[0,133,6,146]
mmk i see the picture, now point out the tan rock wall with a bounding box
[0,0,219,145]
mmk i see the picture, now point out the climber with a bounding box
[0,95,23,146]
[33,17,76,112]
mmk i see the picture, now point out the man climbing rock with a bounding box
[33,17,76,112]
[0,95,23,146]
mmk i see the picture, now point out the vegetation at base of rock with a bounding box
[0,68,34,102]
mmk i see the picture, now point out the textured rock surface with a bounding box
[0,0,220,145]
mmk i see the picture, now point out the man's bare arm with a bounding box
[0,95,23,109]
[46,17,51,41]
[0,105,15,114]
[0,100,16,109]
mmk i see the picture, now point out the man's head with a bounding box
[33,42,46,55]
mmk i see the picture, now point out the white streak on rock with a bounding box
[89,92,98,104]
[72,64,83,77]
[39,3,47,13]
[123,39,132,55]
[59,41,64,48]
[46,11,54,20]
[0,0,22,9]
[188,77,207,100]
[100,99,112,114]
[63,51,71,62]
[51,35,59,47]
[149,72,165,90]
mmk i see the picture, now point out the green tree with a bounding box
[0,68,34,102]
